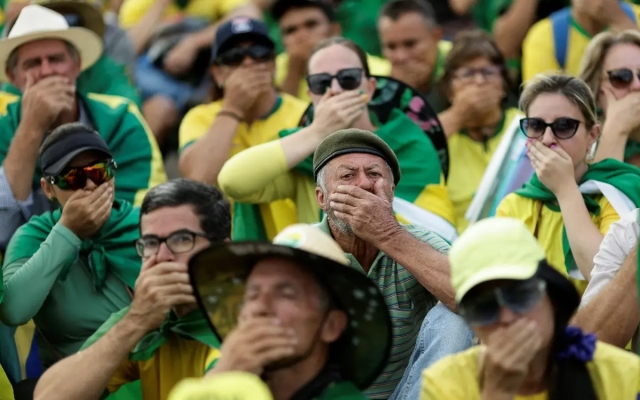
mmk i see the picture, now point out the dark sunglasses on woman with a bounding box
[47,159,117,191]
[520,117,582,139]
[215,45,274,67]
[606,68,640,89]
[459,279,547,327]
[306,68,363,95]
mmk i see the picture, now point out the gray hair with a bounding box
[7,40,80,76]
[316,163,395,192]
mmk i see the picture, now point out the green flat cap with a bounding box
[313,128,401,184]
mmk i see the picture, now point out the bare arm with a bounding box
[493,0,539,59]
[593,118,628,162]
[437,108,463,138]
[279,57,307,98]
[179,114,241,186]
[557,186,604,280]
[376,226,456,310]
[34,314,148,400]
[572,248,639,348]
[3,120,45,201]
[125,0,172,55]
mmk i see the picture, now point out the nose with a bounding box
[84,179,98,190]
[330,76,343,93]
[39,59,55,77]
[498,306,519,325]
[390,48,410,64]
[241,55,256,67]
[155,242,175,263]
[248,293,274,318]
[473,71,487,85]
[540,126,556,147]
[353,170,374,191]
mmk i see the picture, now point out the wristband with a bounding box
[218,110,243,122]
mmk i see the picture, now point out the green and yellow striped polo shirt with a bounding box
[315,217,449,399]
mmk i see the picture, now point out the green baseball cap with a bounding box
[450,217,546,303]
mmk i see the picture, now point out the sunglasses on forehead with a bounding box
[47,159,117,191]
[519,117,582,140]
[215,45,275,67]
[306,68,363,95]
[607,68,640,89]
[459,279,547,327]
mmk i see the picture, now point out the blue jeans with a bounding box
[388,303,474,400]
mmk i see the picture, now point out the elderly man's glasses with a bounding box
[47,159,116,191]
[520,117,581,139]
[135,229,210,257]
[307,68,363,95]
[459,279,546,327]
[607,68,640,89]
[215,45,274,66]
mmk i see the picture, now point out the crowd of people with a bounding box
[0,0,638,399]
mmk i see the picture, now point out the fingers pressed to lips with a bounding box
[336,185,368,198]
[329,192,359,206]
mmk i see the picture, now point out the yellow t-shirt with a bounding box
[495,193,620,293]
[522,5,640,82]
[118,0,247,28]
[275,52,391,102]
[421,342,640,400]
[0,92,19,114]
[108,334,220,400]
[179,93,308,240]
[447,108,523,233]
[0,365,13,400]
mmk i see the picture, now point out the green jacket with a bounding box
[2,55,142,108]
[0,92,167,206]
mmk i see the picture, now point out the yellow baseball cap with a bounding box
[168,372,273,400]
[450,217,546,303]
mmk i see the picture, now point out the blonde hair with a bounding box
[519,74,598,129]
[578,30,640,101]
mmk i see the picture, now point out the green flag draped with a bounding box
[515,158,640,273]
[3,200,141,290]
[232,203,269,241]
[279,108,442,203]
[82,307,220,361]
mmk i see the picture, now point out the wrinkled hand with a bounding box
[221,66,273,119]
[21,74,75,132]
[481,319,542,395]
[311,89,368,135]
[527,140,576,196]
[59,183,113,239]
[208,317,297,377]
[450,84,503,122]
[601,87,640,137]
[328,179,399,244]
[163,38,200,77]
[127,256,196,331]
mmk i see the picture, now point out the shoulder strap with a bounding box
[621,1,637,23]
[551,7,572,70]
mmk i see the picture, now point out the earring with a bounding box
[586,141,598,161]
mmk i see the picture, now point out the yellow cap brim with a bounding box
[455,262,538,303]
[168,373,273,400]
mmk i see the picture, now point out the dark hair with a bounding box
[535,261,597,400]
[272,0,336,22]
[140,179,231,242]
[39,122,100,157]
[439,29,511,100]
[379,0,437,27]
[307,37,371,77]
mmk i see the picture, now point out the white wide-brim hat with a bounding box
[0,4,102,82]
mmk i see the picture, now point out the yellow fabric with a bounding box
[446,108,523,233]
[169,372,273,400]
[275,52,391,102]
[179,94,307,240]
[86,93,167,206]
[495,193,620,294]
[217,139,456,229]
[0,92,19,114]
[420,342,640,400]
[0,365,13,400]
[107,334,220,400]
[118,0,247,28]
[14,320,35,380]
[522,5,640,82]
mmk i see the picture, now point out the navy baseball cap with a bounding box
[211,17,275,62]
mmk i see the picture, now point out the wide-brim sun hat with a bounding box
[450,217,547,302]
[188,224,392,390]
[0,4,102,82]
[35,0,106,38]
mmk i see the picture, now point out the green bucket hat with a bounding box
[188,224,392,390]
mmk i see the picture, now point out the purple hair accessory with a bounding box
[556,326,596,362]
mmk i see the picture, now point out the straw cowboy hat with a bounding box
[0,4,102,82]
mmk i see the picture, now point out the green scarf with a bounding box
[82,307,220,361]
[315,381,368,399]
[3,200,141,290]
[232,203,268,241]
[279,108,442,204]
[515,158,640,273]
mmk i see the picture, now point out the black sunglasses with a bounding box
[215,45,274,66]
[519,117,582,139]
[606,68,640,89]
[459,279,547,327]
[134,229,210,258]
[306,68,363,95]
